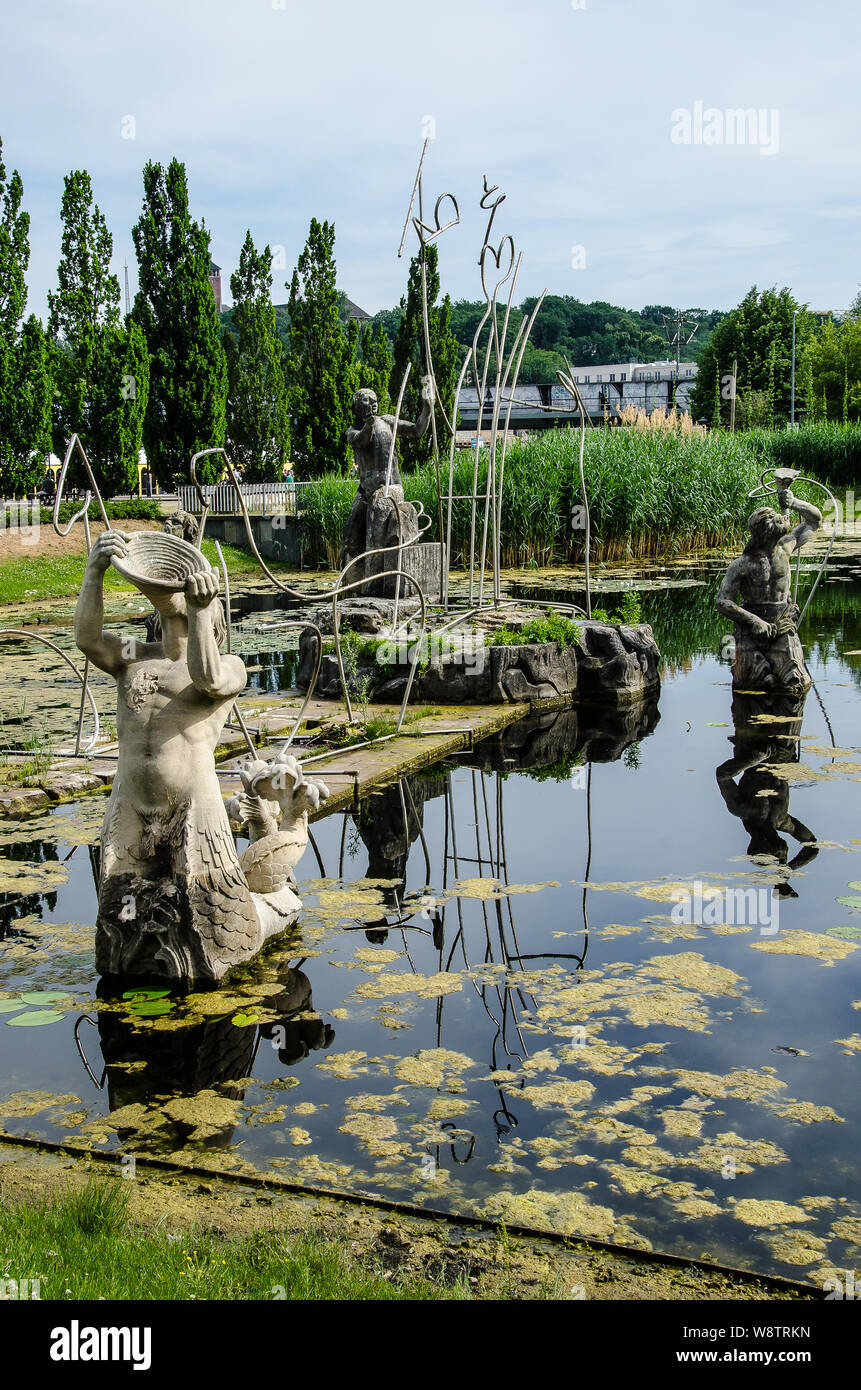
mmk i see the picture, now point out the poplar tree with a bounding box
[357,320,393,413]
[48,170,148,494]
[225,231,289,481]
[132,159,227,486]
[0,139,52,495]
[391,243,458,469]
[284,218,355,476]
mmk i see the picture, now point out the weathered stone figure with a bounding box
[716,482,821,694]
[75,529,328,982]
[341,377,433,591]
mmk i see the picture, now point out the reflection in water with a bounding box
[716,691,819,898]
[73,964,334,1152]
[336,700,658,1159]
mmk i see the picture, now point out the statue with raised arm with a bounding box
[340,375,434,595]
[75,528,329,983]
[716,476,822,694]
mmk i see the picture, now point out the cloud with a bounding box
[1,0,859,319]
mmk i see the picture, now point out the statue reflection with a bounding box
[716,691,819,898]
[76,961,334,1153]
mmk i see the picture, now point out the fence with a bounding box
[177,480,312,517]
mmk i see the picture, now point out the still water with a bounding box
[1,560,860,1278]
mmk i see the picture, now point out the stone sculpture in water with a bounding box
[340,377,433,595]
[74,528,328,983]
[716,477,821,694]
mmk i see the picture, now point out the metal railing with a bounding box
[177,480,311,517]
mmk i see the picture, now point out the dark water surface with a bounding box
[1,560,860,1278]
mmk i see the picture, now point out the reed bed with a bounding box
[296,423,859,569]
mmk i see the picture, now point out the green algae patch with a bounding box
[730,1199,811,1227]
[160,1091,243,1141]
[0,1090,82,1120]
[315,1050,386,1080]
[661,1108,705,1139]
[519,1078,596,1110]
[393,1049,475,1089]
[688,1132,789,1175]
[760,1230,829,1266]
[638,952,746,998]
[771,1101,845,1124]
[0,857,69,894]
[479,1189,650,1248]
[750,930,859,964]
[672,1067,787,1103]
[441,877,559,902]
[831,1214,861,1246]
[338,1113,400,1151]
[354,971,462,1001]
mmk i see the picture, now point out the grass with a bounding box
[0,1177,470,1301]
[0,541,296,607]
[488,613,582,648]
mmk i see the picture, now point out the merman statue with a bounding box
[74,527,328,983]
[716,474,821,694]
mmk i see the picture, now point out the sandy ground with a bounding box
[0,517,160,562]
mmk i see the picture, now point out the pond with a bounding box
[1,556,860,1279]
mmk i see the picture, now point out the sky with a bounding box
[2,0,859,323]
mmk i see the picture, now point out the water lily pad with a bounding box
[826,925,861,940]
[20,991,70,1006]
[6,1009,65,1026]
[127,1000,173,1017]
[836,896,861,910]
[231,1011,259,1027]
[0,999,25,1014]
[122,988,171,1002]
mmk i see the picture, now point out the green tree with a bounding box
[392,243,458,468]
[132,159,227,487]
[691,286,810,428]
[0,139,52,494]
[284,218,355,476]
[224,231,289,481]
[356,320,392,412]
[48,170,147,494]
[802,310,861,423]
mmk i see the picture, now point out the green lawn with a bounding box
[0,542,294,608]
[0,1178,469,1301]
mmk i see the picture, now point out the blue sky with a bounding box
[2,0,859,321]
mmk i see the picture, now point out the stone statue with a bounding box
[74,528,329,983]
[716,479,821,694]
[341,376,433,595]
[716,691,818,896]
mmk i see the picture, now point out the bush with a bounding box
[39,498,162,525]
[488,613,581,647]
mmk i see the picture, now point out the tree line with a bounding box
[2,130,859,500]
[0,140,459,495]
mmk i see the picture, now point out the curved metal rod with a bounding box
[384,362,412,496]
[213,538,256,759]
[0,629,100,754]
[557,358,592,616]
[53,434,109,534]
